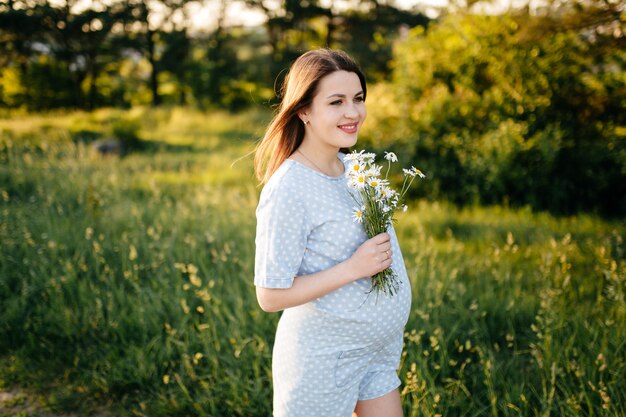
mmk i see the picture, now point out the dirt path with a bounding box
[1,388,71,417]
[0,388,111,417]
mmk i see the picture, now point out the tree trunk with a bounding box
[87,51,98,110]
[326,13,335,47]
[147,28,160,107]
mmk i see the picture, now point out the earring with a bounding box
[304,120,309,125]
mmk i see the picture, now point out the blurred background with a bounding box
[1,1,625,416]
[1,0,625,214]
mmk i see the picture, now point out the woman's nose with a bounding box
[345,102,359,118]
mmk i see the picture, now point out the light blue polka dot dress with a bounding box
[254,152,412,417]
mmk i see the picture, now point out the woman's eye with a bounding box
[330,96,364,105]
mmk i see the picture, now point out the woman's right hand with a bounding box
[347,232,393,280]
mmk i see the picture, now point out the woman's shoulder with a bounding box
[259,159,305,201]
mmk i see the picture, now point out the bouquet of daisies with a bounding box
[345,150,425,298]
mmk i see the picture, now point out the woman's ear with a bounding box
[298,111,309,125]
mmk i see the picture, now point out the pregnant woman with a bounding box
[253,48,412,417]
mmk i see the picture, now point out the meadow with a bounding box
[0,107,624,416]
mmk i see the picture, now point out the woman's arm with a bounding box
[256,232,393,312]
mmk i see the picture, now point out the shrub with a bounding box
[360,13,626,217]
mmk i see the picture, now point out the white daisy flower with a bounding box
[349,174,367,189]
[403,166,426,178]
[377,185,392,198]
[345,150,364,161]
[412,167,426,178]
[352,206,364,223]
[368,177,382,188]
[377,178,390,187]
[365,165,382,177]
[384,152,398,162]
[362,152,376,161]
[348,162,365,175]
[381,186,397,199]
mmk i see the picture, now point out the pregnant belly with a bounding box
[280,275,412,348]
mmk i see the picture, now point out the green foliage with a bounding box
[361,12,626,216]
[0,109,625,416]
[0,67,25,108]
[338,4,430,82]
[0,0,431,111]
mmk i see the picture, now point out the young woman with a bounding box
[253,48,411,417]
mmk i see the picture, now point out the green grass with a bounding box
[0,107,624,416]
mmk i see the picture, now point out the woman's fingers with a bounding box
[376,249,393,263]
[373,232,390,243]
[373,233,392,262]
[349,232,394,278]
[377,242,392,252]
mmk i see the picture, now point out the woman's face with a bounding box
[301,70,366,150]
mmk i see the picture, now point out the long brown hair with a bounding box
[254,48,367,184]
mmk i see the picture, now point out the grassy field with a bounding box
[1,107,624,416]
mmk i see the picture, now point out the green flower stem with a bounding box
[353,183,399,299]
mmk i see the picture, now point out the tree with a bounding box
[362,4,626,215]
[339,0,430,82]
[118,0,197,107]
[0,2,43,106]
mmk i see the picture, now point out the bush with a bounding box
[360,13,626,217]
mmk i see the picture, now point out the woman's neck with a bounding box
[293,140,342,176]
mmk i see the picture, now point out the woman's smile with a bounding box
[338,122,359,134]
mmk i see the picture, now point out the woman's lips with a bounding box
[338,123,358,134]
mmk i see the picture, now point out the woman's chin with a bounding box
[340,134,359,148]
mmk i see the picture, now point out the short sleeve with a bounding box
[254,182,309,288]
